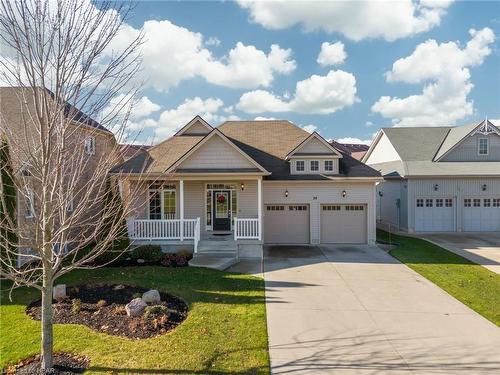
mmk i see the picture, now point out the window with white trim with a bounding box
[464,198,471,207]
[25,189,34,218]
[425,199,433,207]
[310,160,319,171]
[478,138,489,155]
[324,160,333,172]
[416,199,424,207]
[493,198,500,207]
[445,199,453,207]
[436,199,443,207]
[296,160,305,171]
[84,136,96,155]
[484,198,491,207]
[148,184,176,220]
[473,198,481,207]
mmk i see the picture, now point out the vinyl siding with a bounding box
[263,181,376,244]
[365,133,401,164]
[296,137,333,153]
[407,177,500,232]
[178,136,256,169]
[440,133,500,161]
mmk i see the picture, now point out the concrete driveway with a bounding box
[421,232,500,275]
[264,245,500,374]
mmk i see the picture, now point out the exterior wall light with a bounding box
[378,191,384,197]
[482,184,487,191]
[342,190,347,198]
[241,182,245,191]
[434,184,439,191]
[285,190,289,198]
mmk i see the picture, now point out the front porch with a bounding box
[124,178,263,263]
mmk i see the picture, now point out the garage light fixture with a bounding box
[285,190,289,198]
[482,184,487,191]
[378,191,384,197]
[241,182,245,191]
[342,190,347,198]
[434,184,439,191]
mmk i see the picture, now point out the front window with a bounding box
[84,136,96,155]
[310,160,319,171]
[478,138,488,155]
[148,184,176,220]
[25,189,34,218]
[296,160,305,171]
[324,160,333,172]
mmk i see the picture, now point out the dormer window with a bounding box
[324,160,333,172]
[310,160,319,171]
[296,160,305,171]
[478,138,488,155]
[84,136,96,155]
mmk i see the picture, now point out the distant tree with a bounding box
[0,0,144,370]
[0,135,18,269]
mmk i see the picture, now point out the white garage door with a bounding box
[415,198,455,232]
[264,204,309,244]
[320,204,367,244]
[463,198,500,232]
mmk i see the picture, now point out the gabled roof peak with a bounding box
[174,115,213,136]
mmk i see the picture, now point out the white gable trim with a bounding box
[174,115,213,136]
[362,130,384,163]
[165,129,270,174]
[434,120,500,161]
[286,132,342,159]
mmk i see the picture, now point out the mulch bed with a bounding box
[26,284,188,339]
[5,352,89,374]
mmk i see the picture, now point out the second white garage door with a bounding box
[321,204,367,244]
[463,198,500,231]
[415,198,455,232]
[264,204,309,244]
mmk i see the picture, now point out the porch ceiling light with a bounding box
[342,190,347,198]
[241,182,245,191]
[285,190,289,198]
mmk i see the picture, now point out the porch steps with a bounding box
[189,239,238,271]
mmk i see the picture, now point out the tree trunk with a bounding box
[41,272,54,370]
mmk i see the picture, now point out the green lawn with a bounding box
[379,230,500,326]
[0,267,270,374]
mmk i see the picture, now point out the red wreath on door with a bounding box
[217,194,226,203]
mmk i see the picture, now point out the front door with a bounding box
[213,190,231,231]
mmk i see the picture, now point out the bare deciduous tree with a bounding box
[0,0,145,370]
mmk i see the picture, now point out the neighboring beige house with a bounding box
[363,120,500,233]
[112,116,381,265]
[0,87,122,264]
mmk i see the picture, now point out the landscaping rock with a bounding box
[142,289,161,303]
[53,284,66,300]
[125,298,147,317]
[113,284,125,290]
[137,258,145,264]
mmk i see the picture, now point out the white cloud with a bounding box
[238,0,453,41]
[102,94,161,123]
[206,36,221,46]
[237,70,358,114]
[372,28,495,126]
[301,124,317,133]
[337,137,372,145]
[490,119,500,126]
[365,121,374,127]
[317,42,346,66]
[254,116,277,121]
[109,20,295,91]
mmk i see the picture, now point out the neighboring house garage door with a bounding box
[415,198,455,232]
[264,204,309,244]
[463,198,500,232]
[320,204,367,244]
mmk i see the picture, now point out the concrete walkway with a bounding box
[264,245,500,374]
[421,233,500,275]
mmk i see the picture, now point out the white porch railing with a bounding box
[234,217,260,240]
[127,219,198,240]
[193,217,200,253]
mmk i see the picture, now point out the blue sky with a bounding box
[114,1,500,144]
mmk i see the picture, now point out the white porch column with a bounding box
[180,179,184,240]
[258,177,262,241]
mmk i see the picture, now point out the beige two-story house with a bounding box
[112,116,381,265]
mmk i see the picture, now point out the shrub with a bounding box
[71,298,82,314]
[176,249,193,261]
[96,299,107,308]
[176,256,188,267]
[130,245,163,263]
[132,292,142,299]
[161,253,190,267]
[143,305,169,322]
